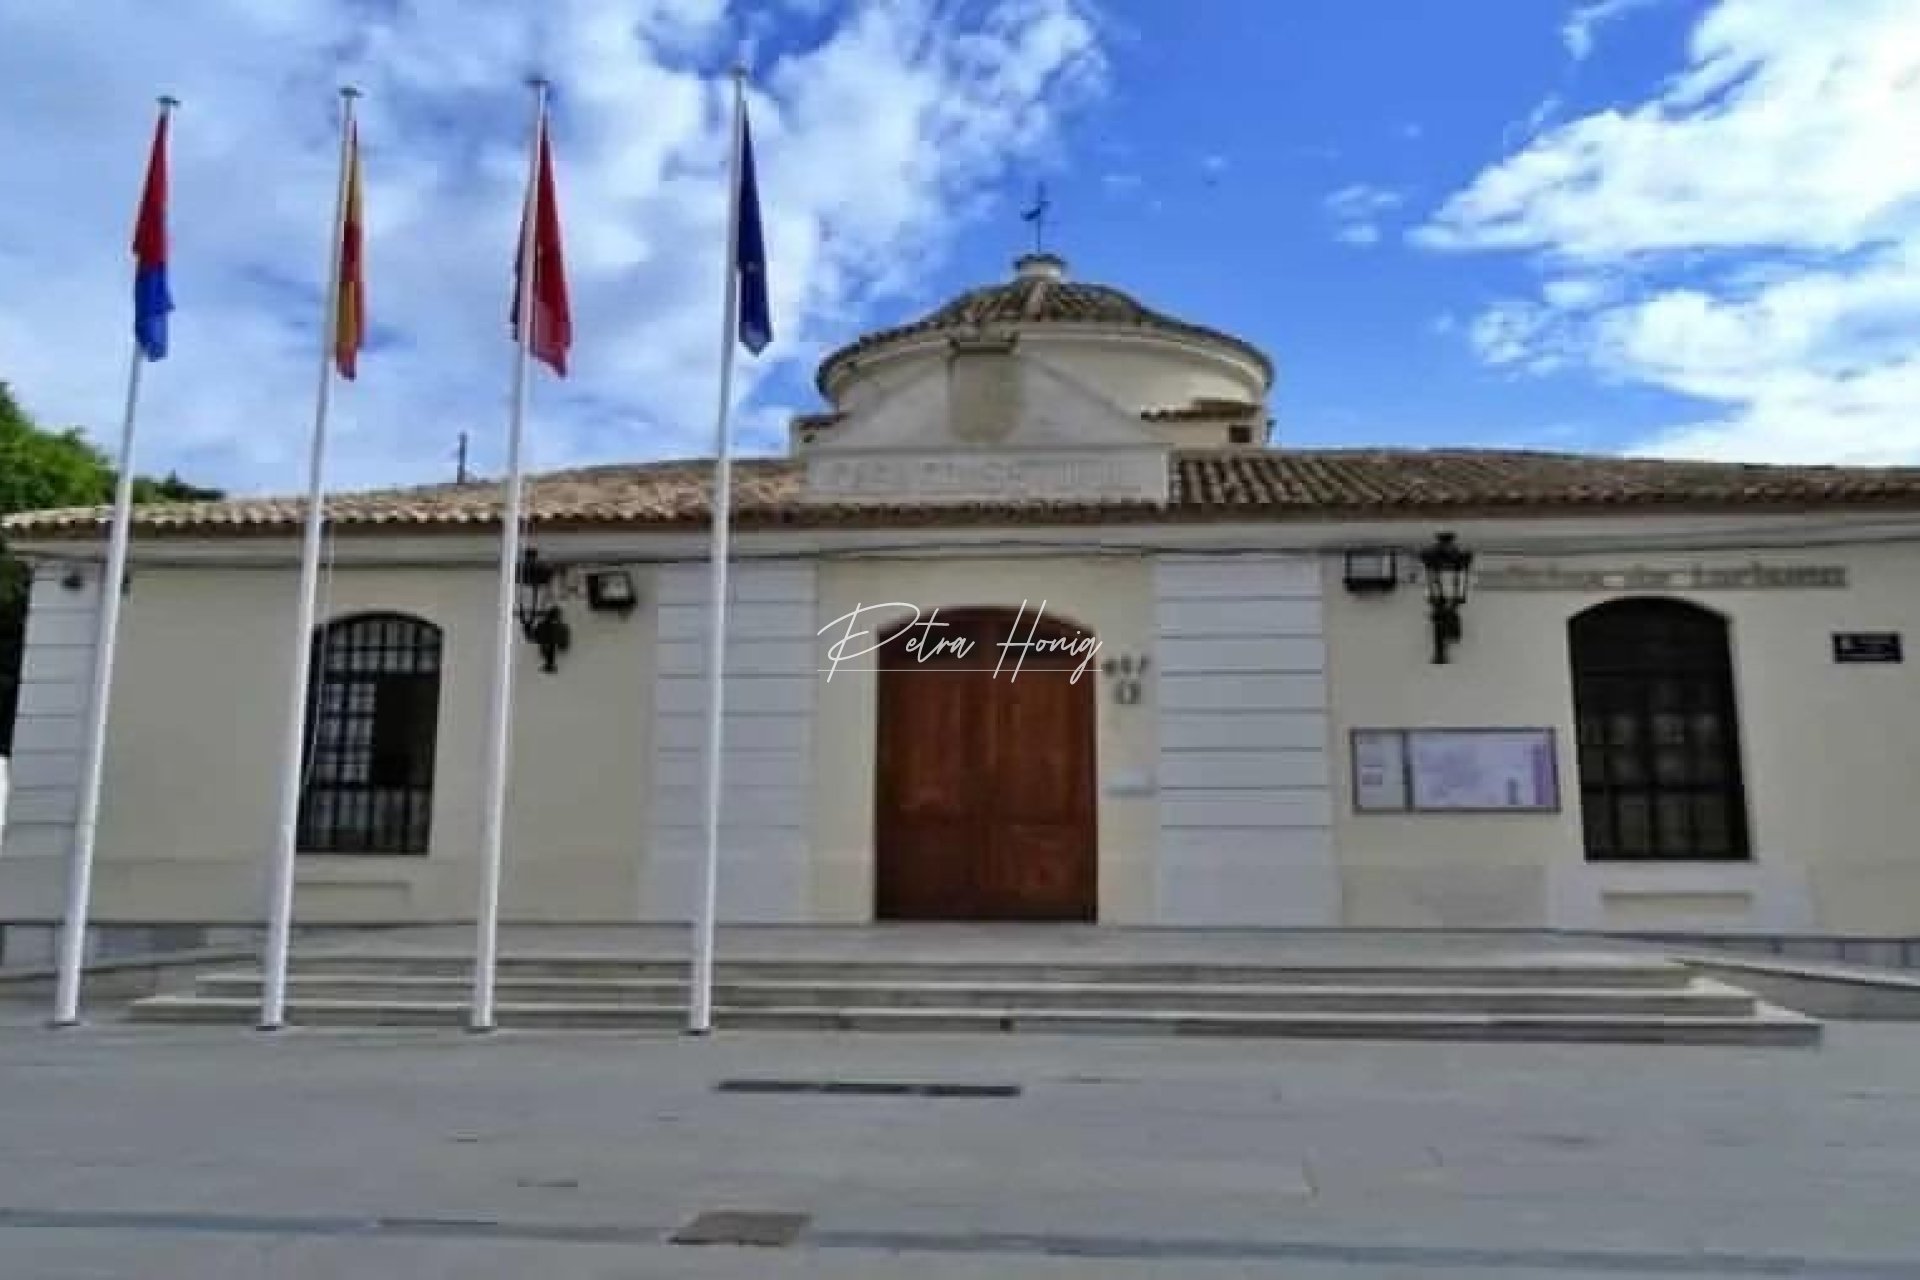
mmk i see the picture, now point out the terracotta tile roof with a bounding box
[816,271,1274,393]
[12,448,1920,540]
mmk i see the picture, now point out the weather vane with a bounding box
[1020,181,1051,254]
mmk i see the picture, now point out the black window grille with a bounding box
[298,613,442,854]
[1570,598,1750,861]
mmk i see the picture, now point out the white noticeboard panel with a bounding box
[1350,728,1559,813]
[1351,730,1409,812]
[1407,729,1558,812]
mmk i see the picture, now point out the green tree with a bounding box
[0,382,222,753]
[0,392,107,515]
[132,472,223,504]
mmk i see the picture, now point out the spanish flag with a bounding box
[334,121,364,379]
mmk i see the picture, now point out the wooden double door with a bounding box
[875,608,1098,921]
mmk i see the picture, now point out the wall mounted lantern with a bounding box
[1100,654,1152,706]
[1342,548,1399,595]
[1417,531,1474,665]
[584,568,638,616]
[515,546,572,673]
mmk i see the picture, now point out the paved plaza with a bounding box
[0,1007,1917,1278]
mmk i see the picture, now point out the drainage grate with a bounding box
[920,1082,1021,1098]
[670,1209,810,1248]
[716,1078,1021,1099]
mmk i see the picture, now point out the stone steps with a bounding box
[264,953,1697,989]
[123,951,1822,1044]
[129,992,1820,1044]
[181,971,1759,1018]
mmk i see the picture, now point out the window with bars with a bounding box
[1569,598,1749,861]
[298,613,442,855]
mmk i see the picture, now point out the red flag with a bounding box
[333,121,365,380]
[511,114,571,376]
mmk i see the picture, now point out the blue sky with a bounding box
[1071,0,1716,451]
[3,0,1918,495]
[887,0,1723,454]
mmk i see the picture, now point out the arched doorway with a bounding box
[1569,598,1749,861]
[875,607,1098,920]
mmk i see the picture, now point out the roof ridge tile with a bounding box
[13,448,1920,537]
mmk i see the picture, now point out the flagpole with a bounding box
[52,95,177,1028]
[259,87,359,1031]
[689,65,748,1036]
[470,77,548,1032]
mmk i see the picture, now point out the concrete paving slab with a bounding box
[0,1018,1917,1276]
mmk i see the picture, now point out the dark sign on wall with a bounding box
[1833,632,1903,664]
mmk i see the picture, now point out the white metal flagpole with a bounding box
[51,346,144,1027]
[259,86,360,1031]
[470,77,548,1032]
[53,95,178,1028]
[689,66,749,1036]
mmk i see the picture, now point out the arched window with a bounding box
[298,613,442,854]
[1569,598,1748,861]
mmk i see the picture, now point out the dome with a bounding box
[815,253,1274,397]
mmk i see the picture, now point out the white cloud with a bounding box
[1468,301,1574,374]
[1324,183,1404,248]
[0,0,1104,494]
[1469,305,1544,366]
[1501,94,1561,152]
[1540,277,1615,310]
[1326,184,1403,219]
[1425,0,1920,260]
[1563,0,1666,62]
[1101,171,1142,194]
[1418,0,1920,463]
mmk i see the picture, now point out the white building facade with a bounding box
[8,254,1920,948]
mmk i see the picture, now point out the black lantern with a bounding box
[515,546,571,673]
[1417,531,1473,664]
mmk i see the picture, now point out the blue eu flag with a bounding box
[734,107,771,355]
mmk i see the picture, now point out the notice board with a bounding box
[1351,728,1559,813]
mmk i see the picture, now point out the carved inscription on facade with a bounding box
[1475,562,1849,591]
[806,449,1170,505]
